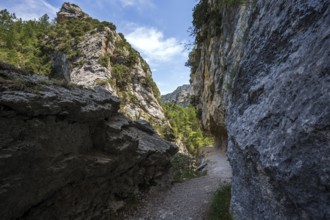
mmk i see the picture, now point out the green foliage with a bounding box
[95,78,108,86]
[115,33,129,52]
[42,18,93,60]
[191,0,209,43]
[98,52,110,67]
[141,59,151,73]
[208,184,232,220]
[118,33,127,42]
[185,47,201,75]
[84,17,116,31]
[52,79,74,89]
[145,75,161,101]
[105,32,114,42]
[0,8,162,122]
[115,40,126,51]
[126,48,139,66]
[171,153,206,182]
[121,91,139,106]
[111,64,130,89]
[192,0,245,40]
[188,0,247,75]
[162,103,213,155]
[0,9,118,75]
[0,10,52,74]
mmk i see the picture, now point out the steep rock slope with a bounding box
[0,63,177,219]
[190,0,330,219]
[50,3,165,126]
[161,84,193,107]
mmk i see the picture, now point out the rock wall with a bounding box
[161,84,193,107]
[190,0,330,219]
[53,3,166,127]
[0,63,177,219]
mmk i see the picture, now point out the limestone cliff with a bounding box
[161,84,193,107]
[49,3,166,127]
[0,62,177,219]
[189,0,330,219]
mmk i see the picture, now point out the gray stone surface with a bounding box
[57,2,88,21]
[51,51,71,82]
[53,3,167,126]
[161,84,193,107]
[190,0,330,219]
[0,64,177,220]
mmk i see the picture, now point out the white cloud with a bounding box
[119,0,153,8]
[125,26,184,63]
[0,0,57,20]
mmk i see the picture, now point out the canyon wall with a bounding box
[0,63,177,219]
[190,0,330,219]
[161,84,193,107]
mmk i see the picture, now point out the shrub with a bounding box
[111,64,130,89]
[126,48,139,66]
[208,184,232,220]
[0,10,52,74]
[101,21,116,31]
[162,103,213,155]
[171,153,206,182]
[95,78,108,86]
[141,60,151,73]
[144,75,161,101]
[98,52,110,67]
[185,47,201,75]
[187,0,247,76]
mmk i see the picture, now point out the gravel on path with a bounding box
[120,147,232,220]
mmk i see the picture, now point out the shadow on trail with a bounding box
[121,147,232,220]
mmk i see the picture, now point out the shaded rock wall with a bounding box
[190,0,330,219]
[0,63,177,219]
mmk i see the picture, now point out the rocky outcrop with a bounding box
[57,2,88,21]
[52,3,166,128]
[51,51,71,82]
[161,84,193,107]
[190,0,330,219]
[0,63,177,219]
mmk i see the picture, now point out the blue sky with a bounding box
[0,0,197,94]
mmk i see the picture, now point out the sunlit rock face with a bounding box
[53,3,167,127]
[57,2,88,21]
[190,0,330,219]
[161,84,193,107]
[0,63,177,219]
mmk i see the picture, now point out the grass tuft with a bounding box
[171,153,206,183]
[208,184,232,220]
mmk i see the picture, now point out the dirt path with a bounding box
[121,147,232,220]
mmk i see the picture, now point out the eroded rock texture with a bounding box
[190,0,330,219]
[161,84,193,107]
[0,63,177,220]
[52,3,166,126]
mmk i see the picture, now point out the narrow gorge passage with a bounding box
[1,1,328,219]
[121,147,232,220]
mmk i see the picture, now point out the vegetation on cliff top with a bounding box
[0,8,160,102]
[187,0,244,75]
[0,10,52,74]
[0,9,116,73]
